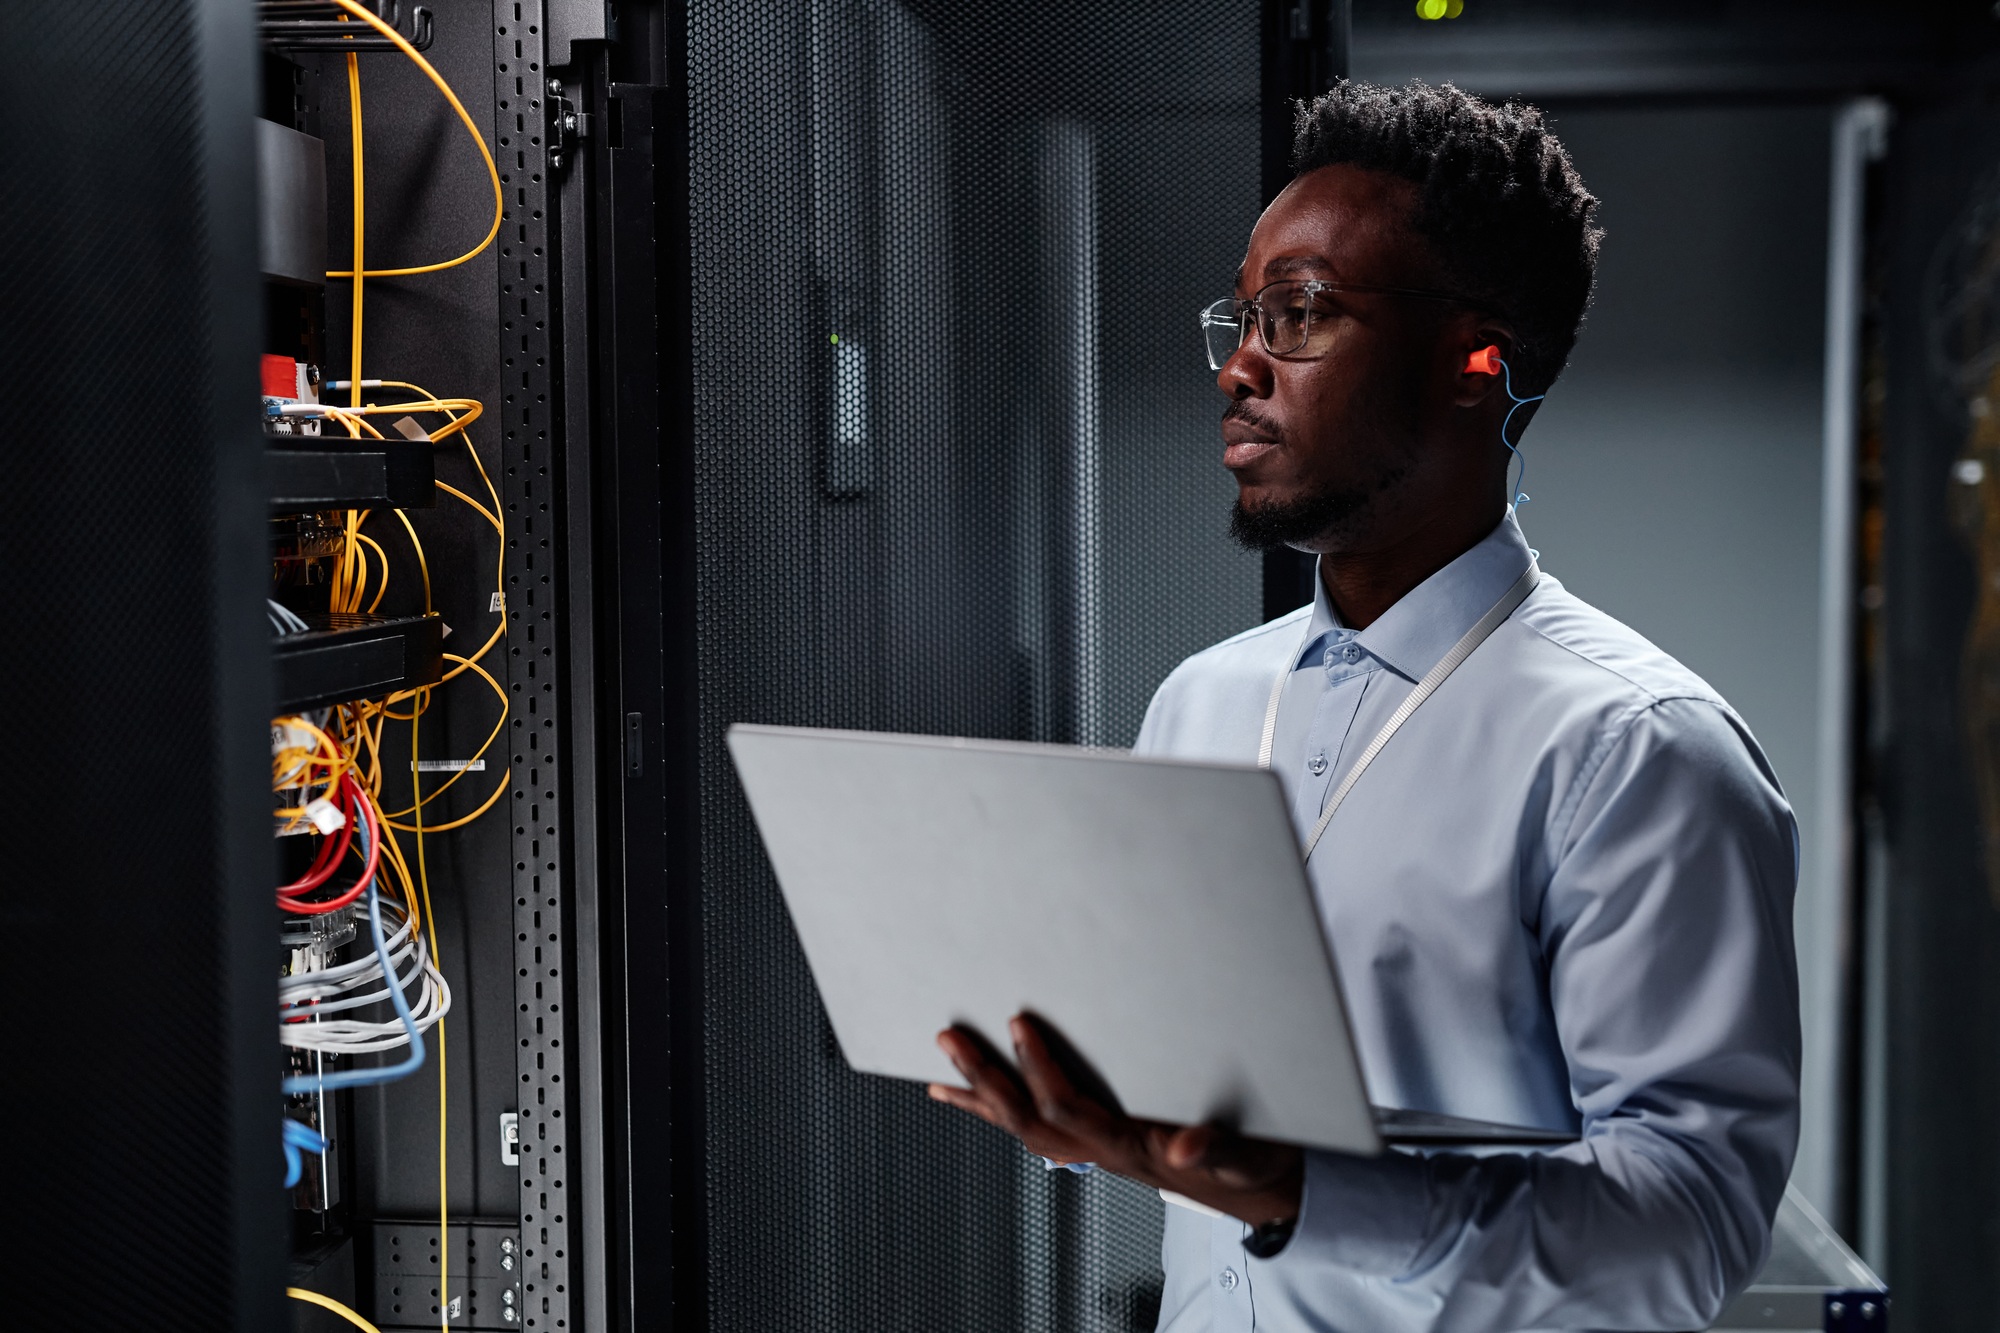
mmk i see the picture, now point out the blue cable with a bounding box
[279,807,426,1095]
[282,1118,329,1188]
[1496,357,1546,510]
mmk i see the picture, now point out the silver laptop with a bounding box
[727,723,1576,1154]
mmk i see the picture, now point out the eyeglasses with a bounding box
[1199,278,1478,372]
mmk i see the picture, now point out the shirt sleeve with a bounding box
[1272,696,1802,1332]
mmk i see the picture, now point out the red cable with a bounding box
[279,774,381,915]
[278,780,355,896]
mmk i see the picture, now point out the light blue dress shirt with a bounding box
[1133,513,1801,1333]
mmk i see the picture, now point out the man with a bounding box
[927,81,1800,1331]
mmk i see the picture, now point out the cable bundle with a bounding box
[274,715,450,1077]
[281,893,450,1057]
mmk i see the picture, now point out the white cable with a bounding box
[279,899,453,1053]
[268,599,311,635]
[281,906,418,992]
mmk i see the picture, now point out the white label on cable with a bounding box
[304,797,347,835]
[413,759,486,773]
[490,592,505,613]
[391,415,431,442]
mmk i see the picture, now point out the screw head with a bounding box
[547,78,563,96]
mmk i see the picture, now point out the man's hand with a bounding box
[926,1014,1304,1228]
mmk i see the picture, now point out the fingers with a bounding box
[927,1081,1002,1127]
[1008,1016,1085,1125]
[936,1025,1034,1130]
[1163,1122,1304,1194]
[931,1017,1153,1177]
[1163,1123,1215,1171]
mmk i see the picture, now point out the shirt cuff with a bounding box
[1040,1156,1094,1174]
[1273,1148,1430,1276]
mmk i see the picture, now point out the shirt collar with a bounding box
[1294,510,1535,682]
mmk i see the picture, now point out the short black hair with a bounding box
[1292,80,1601,397]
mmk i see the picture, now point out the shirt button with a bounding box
[1343,644,1361,663]
[1307,753,1327,777]
[1219,1267,1239,1291]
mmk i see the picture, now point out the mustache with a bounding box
[1222,400,1283,441]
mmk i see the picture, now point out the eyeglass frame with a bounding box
[1199,278,1491,372]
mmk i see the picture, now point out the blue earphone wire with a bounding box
[1496,357,1545,510]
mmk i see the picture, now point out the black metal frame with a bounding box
[487,6,585,1330]
[548,17,698,1329]
[261,1,435,53]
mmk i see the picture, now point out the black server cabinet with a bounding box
[3,2,279,1329]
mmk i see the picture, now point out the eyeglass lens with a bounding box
[1199,281,1320,371]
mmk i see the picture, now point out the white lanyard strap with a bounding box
[1261,559,1540,863]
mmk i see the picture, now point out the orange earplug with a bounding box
[1465,345,1502,375]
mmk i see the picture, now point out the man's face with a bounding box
[1219,165,1460,554]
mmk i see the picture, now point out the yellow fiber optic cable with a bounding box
[356,531,391,612]
[291,398,486,443]
[410,691,450,1333]
[434,480,499,530]
[347,47,365,408]
[376,380,506,609]
[319,405,383,438]
[287,1287,384,1333]
[322,0,504,280]
[389,509,432,614]
[381,654,509,832]
[369,382,509,686]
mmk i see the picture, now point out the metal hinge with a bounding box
[547,78,593,170]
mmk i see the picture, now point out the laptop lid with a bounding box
[726,723,1382,1156]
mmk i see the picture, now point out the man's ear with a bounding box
[1451,321,1518,408]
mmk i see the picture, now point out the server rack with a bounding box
[256,6,661,1329]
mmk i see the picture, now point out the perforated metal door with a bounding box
[686,3,1263,1327]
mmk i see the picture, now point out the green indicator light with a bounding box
[830,333,840,345]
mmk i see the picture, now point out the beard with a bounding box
[1222,398,1415,553]
[1229,480,1382,552]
